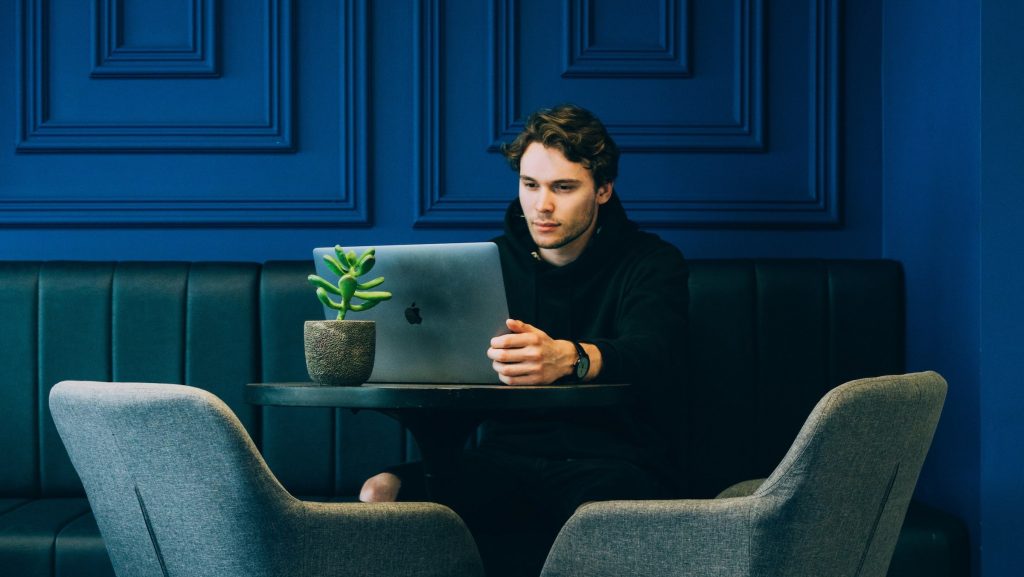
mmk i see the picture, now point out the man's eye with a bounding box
[523,181,539,189]
[555,184,576,192]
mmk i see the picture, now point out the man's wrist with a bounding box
[554,340,601,383]
[561,340,578,379]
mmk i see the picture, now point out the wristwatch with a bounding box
[571,341,590,382]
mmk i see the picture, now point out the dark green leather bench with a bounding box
[0,260,968,577]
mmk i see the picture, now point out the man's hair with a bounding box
[501,104,619,187]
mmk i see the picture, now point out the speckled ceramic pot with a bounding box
[303,320,376,386]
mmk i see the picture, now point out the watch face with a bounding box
[575,355,590,380]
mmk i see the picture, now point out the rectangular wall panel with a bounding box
[3,0,369,225]
[416,0,838,228]
[91,0,220,78]
[19,0,288,151]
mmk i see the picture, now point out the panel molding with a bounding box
[625,0,840,227]
[415,0,839,228]
[415,0,510,227]
[492,0,763,152]
[17,0,290,152]
[91,0,219,78]
[6,0,370,225]
[562,0,691,78]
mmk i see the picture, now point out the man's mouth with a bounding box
[532,221,559,232]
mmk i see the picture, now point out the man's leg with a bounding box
[359,453,541,577]
[359,472,402,502]
[358,453,526,512]
[537,458,674,526]
[359,461,428,503]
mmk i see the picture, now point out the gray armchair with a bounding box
[49,380,485,577]
[540,371,947,577]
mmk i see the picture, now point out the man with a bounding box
[361,104,688,575]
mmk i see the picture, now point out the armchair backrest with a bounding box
[749,371,946,576]
[49,380,297,577]
[49,380,486,577]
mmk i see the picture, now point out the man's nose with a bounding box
[535,188,555,212]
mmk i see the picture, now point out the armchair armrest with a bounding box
[541,498,755,577]
[292,500,485,577]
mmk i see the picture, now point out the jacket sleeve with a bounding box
[587,242,688,390]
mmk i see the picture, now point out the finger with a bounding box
[507,319,545,335]
[491,359,541,378]
[496,370,546,386]
[488,347,518,363]
[501,375,546,386]
[488,346,542,363]
[490,332,542,349]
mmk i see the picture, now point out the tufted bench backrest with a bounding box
[0,259,902,500]
[682,260,904,496]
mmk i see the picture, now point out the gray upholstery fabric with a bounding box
[541,371,947,577]
[49,381,485,577]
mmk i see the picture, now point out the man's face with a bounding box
[518,142,612,265]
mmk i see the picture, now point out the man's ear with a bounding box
[596,181,614,205]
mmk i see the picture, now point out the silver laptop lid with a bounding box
[312,242,510,384]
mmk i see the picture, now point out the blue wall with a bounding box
[1,0,882,261]
[4,0,1019,573]
[979,1,1024,575]
[885,0,1024,574]
[882,0,981,573]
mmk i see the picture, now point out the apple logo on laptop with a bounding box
[404,302,423,325]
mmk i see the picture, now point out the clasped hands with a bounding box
[487,319,579,386]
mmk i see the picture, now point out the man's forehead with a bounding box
[519,143,591,178]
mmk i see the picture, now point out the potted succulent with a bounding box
[304,245,392,385]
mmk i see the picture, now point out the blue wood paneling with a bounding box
[562,0,691,78]
[5,0,369,225]
[18,0,290,151]
[91,0,219,78]
[416,0,838,228]
[4,0,837,228]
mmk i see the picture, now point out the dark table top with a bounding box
[245,382,631,411]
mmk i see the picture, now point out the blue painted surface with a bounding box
[980,1,1024,575]
[2,0,847,228]
[880,1,1024,575]
[0,0,880,260]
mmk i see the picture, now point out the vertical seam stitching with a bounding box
[853,461,901,576]
[108,428,171,577]
[134,484,171,577]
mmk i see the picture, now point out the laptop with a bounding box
[312,242,510,384]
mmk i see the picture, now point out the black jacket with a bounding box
[482,193,689,478]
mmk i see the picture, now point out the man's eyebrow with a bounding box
[519,175,583,185]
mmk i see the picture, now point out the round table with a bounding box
[246,382,631,503]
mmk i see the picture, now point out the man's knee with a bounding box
[360,472,402,502]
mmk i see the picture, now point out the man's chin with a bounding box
[530,235,568,250]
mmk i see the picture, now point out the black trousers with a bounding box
[387,447,672,577]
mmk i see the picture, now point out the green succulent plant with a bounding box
[308,245,392,320]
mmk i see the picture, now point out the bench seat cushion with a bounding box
[0,500,117,577]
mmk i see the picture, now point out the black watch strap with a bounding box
[571,341,590,382]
